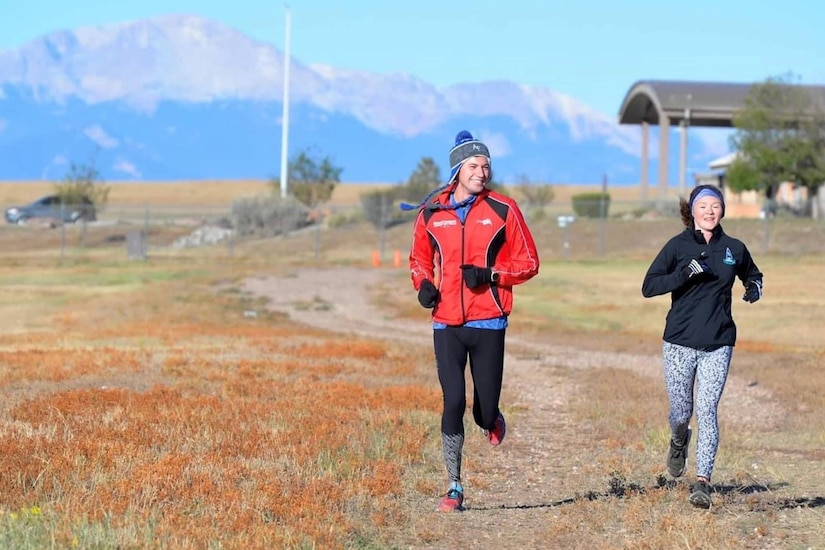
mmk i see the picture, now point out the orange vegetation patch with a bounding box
[0,333,64,348]
[0,361,439,547]
[0,274,444,547]
[0,348,146,384]
[735,339,780,353]
[94,321,305,346]
[291,340,388,360]
[159,340,395,382]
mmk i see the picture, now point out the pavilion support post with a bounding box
[678,109,691,197]
[658,116,670,208]
[640,121,649,202]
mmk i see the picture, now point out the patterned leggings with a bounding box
[662,341,732,480]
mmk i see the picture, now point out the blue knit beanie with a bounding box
[399,130,490,212]
[449,130,490,183]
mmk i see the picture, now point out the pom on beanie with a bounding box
[455,130,473,142]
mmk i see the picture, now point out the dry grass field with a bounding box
[0,179,661,208]
[0,181,824,549]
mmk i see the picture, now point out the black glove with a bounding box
[417,279,439,308]
[743,280,762,303]
[682,252,712,281]
[461,265,494,289]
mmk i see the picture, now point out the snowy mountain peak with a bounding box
[0,15,635,139]
[0,15,728,182]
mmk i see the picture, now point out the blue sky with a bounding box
[1,0,823,115]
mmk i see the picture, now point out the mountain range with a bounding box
[0,14,731,184]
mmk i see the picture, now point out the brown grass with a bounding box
[1,180,270,208]
[1,180,654,208]
[0,272,441,548]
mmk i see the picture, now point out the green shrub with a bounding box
[229,195,311,237]
[326,209,364,228]
[519,183,555,208]
[53,161,110,221]
[571,192,611,218]
[527,207,548,222]
[360,188,412,229]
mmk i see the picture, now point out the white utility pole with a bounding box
[279,6,292,199]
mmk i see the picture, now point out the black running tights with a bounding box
[434,326,506,435]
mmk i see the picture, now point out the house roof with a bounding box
[708,152,739,171]
[617,80,825,128]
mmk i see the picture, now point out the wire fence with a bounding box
[2,200,824,264]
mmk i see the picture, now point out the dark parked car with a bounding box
[4,195,97,224]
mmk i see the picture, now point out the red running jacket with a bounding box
[409,187,540,326]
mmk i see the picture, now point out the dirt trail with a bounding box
[241,266,784,548]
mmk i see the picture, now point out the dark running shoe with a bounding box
[437,488,464,512]
[483,412,506,446]
[689,480,712,509]
[666,428,692,478]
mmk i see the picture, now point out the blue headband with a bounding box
[691,188,724,211]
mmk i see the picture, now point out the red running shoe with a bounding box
[437,488,464,512]
[484,412,506,446]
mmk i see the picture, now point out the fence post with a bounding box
[314,219,321,260]
[60,203,66,262]
[126,231,146,260]
[227,217,235,257]
[557,215,575,261]
[598,173,608,256]
[378,192,387,260]
[144,202,150,255]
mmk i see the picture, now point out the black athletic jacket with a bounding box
[642,225,763,349]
